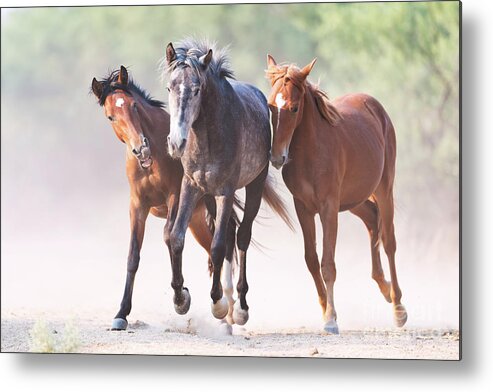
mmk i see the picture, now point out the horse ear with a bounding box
[301,58,317,78]
[267,54,277,68]
[199,49,213,68]
[166,42,176,65]
[92,77,103,99]
[118,65,128,85]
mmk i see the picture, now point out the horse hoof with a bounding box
[174,288,191,315]
[218,320,233,336]
[393,304,408,327]
[232,300,249,326]
[323,320,339,335]
[211,297,229,319]
[111,318,128,331]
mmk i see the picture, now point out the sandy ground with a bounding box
[1,172,460,361]
[1,310,459,360]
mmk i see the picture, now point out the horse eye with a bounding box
[108,116,114,122]
[194,89,200,96]
[167,87,170,92]
[132,103,138,112]
[291,107,298,113]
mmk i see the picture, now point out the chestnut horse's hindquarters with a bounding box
[364,103,407,327]
[373,114,407,327]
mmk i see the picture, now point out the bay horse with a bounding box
[164,39,292,325]
[91,66,239,330]
[265,55,407,334]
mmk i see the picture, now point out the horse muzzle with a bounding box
[167,136,187,159]
[139,154,153,169]
[131,138,153,169]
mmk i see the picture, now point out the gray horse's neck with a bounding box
[180,76,240,194]
[186,77,237,163]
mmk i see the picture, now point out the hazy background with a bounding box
[1,2,459,331]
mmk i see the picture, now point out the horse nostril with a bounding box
[142,137,148,147]
[132,148,139,156]
[179,138,186,151]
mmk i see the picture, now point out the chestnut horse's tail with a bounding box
[262,174,295,231]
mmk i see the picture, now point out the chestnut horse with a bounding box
[91,66,239,330]
[265,55,407,334]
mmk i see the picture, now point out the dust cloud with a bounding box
[1,144,459,333]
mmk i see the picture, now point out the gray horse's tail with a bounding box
[204,175,294,275]
[262,174,295,231]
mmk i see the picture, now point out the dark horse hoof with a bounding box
[111,318,128,331]
[174,287,191,315]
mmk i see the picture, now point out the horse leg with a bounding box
[163,193,179,260]
[223,219,236,325]
[188,202,213,274]
[233,166,268,325]
[200,196,236,330]
[293,198,327,314]
[169,179,203,315]
[201,196,236,325]
[350,200,392,302]
[319,199,340,334]
[112,202,150,330]
[374,187,408,327]
[209,194,235,320]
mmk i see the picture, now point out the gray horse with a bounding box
[164,38,292,325]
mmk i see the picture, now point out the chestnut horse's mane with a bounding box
[94,69,166,108]
[266,64,341,126]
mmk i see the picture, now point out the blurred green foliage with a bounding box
[1,2,459,225]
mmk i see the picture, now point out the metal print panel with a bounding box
[0,1,460,359]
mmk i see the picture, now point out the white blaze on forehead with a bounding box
[179,83,185,96]
[275,93,286,109]
[115,98,125,107]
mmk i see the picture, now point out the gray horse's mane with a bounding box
[164,38,235,82]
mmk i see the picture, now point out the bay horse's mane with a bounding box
[266,64,341,126]
[164,37,235,82]
[94,69,166,108]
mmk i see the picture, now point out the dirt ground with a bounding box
[1,310,459,360]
